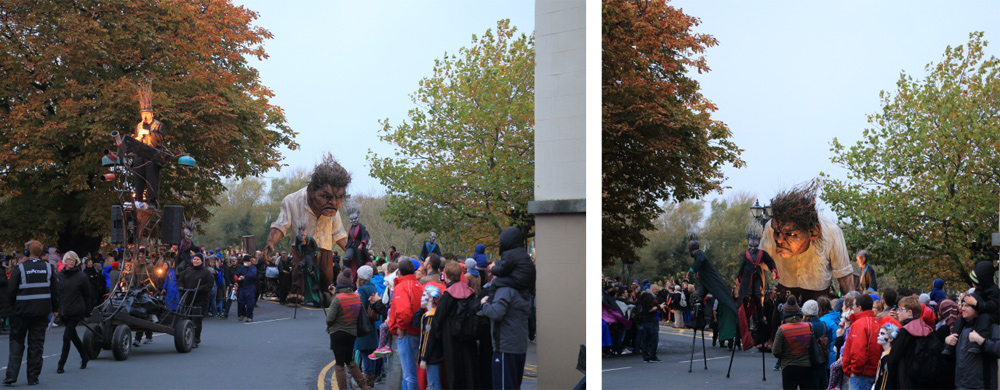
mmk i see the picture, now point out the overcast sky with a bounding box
[671,1,999,220]
[233,1,535,196]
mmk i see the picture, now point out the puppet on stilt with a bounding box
[735,220,779,352]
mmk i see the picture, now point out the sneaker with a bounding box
[133,340,141,347]
[375,346,393,357]
[648,358,663,363]
[150,314,159,323]
[143,338,153,344]
[238,316,245,321]
[368,352,378,359]
[245,318,253,323]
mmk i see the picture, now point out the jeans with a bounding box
[425,364,442,390]
[388,337,402,390]
[398,334,419,390]
[849,374,874,390]
[640,320,659,361]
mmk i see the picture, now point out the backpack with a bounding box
[909,334,945,385]
[449,296,480,342]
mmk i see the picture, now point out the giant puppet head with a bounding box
[429,232,437,244]
[746,220,764,251]
[306,153,351,218]
[349,210,360,227]
[769,180,822,258]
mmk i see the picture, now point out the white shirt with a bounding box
[269,187,348,252]
[760,214,853,291]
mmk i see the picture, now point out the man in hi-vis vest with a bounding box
[4,240,58,386]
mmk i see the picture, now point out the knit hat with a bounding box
[869,294,880,302]
[802,299,819,317]
[918,293,930,305]
[336,269,353,286]
[465,258,477,271]
[357,265,374,281]
[467,269,480,278]
[782,296,801,318]
[970,261,995,286]
[833,298,845,313]
[111,261,120,269]
[411,258,421,270]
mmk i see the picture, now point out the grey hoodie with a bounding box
[481,285,530,354]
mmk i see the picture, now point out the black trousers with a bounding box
[781,365,815,390]
[131,156,161,204]
[5,315,48,382]
[192,306,204,343]
[491,352,525,390]
[59,317,87,366]
[640,320,659,361]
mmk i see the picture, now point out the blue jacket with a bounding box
[930,279,947,303]
[820,310,840,364]
[103,264,113,288]
[474,244,489,269]
[164,268,179,311]
[236,264,257,291]
[372,274,386,297]
[354,280,379,351]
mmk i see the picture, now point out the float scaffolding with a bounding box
[81,130,200,361]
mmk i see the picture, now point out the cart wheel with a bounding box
[174,319,194,353]
[111,324,132,361]
[83,324,103,359]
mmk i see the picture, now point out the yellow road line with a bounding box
[318,359,337,390]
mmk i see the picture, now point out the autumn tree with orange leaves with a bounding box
[0,1,296,254]
[603,0,744,266]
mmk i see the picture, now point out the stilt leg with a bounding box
[701,329,707,370]
[726,336,737,378]
[688,328,697,373]
[762,348,767,381]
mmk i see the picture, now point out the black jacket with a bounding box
[490,227,535,294]
[56,267,92,319]
[177,266,214,308]
[0,270,11,318]
[7,258,58,317]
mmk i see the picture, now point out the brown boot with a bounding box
[334,366,348,390]
[348,363,371,390]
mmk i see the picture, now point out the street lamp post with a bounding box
[750,199,772,224]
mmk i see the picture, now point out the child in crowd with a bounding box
[416,285,443,390]
[872,323,898,390]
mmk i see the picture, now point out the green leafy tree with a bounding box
[0,1,295,254]
[603,0,744,266]
[822,32,1000,287]
[368,19,534,254]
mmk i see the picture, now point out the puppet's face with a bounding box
[141,111,154,124]
[429,232,437,243]
[298,226,306,238]
[307,184,345,217]
[771,219,818,258]
[748,235,761,250]
[183,227,193,240]
[877,328,891,346]
[349,212,359,227]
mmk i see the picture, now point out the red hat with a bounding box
[112,261,120,269]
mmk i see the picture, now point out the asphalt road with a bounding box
[0,297,537,389]
[602,322,782,390]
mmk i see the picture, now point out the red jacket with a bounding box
[843,310,882,377]
[389,274,422,336]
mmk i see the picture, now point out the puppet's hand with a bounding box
[771,270,779,280]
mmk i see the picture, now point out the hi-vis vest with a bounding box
[16,259,54,302]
